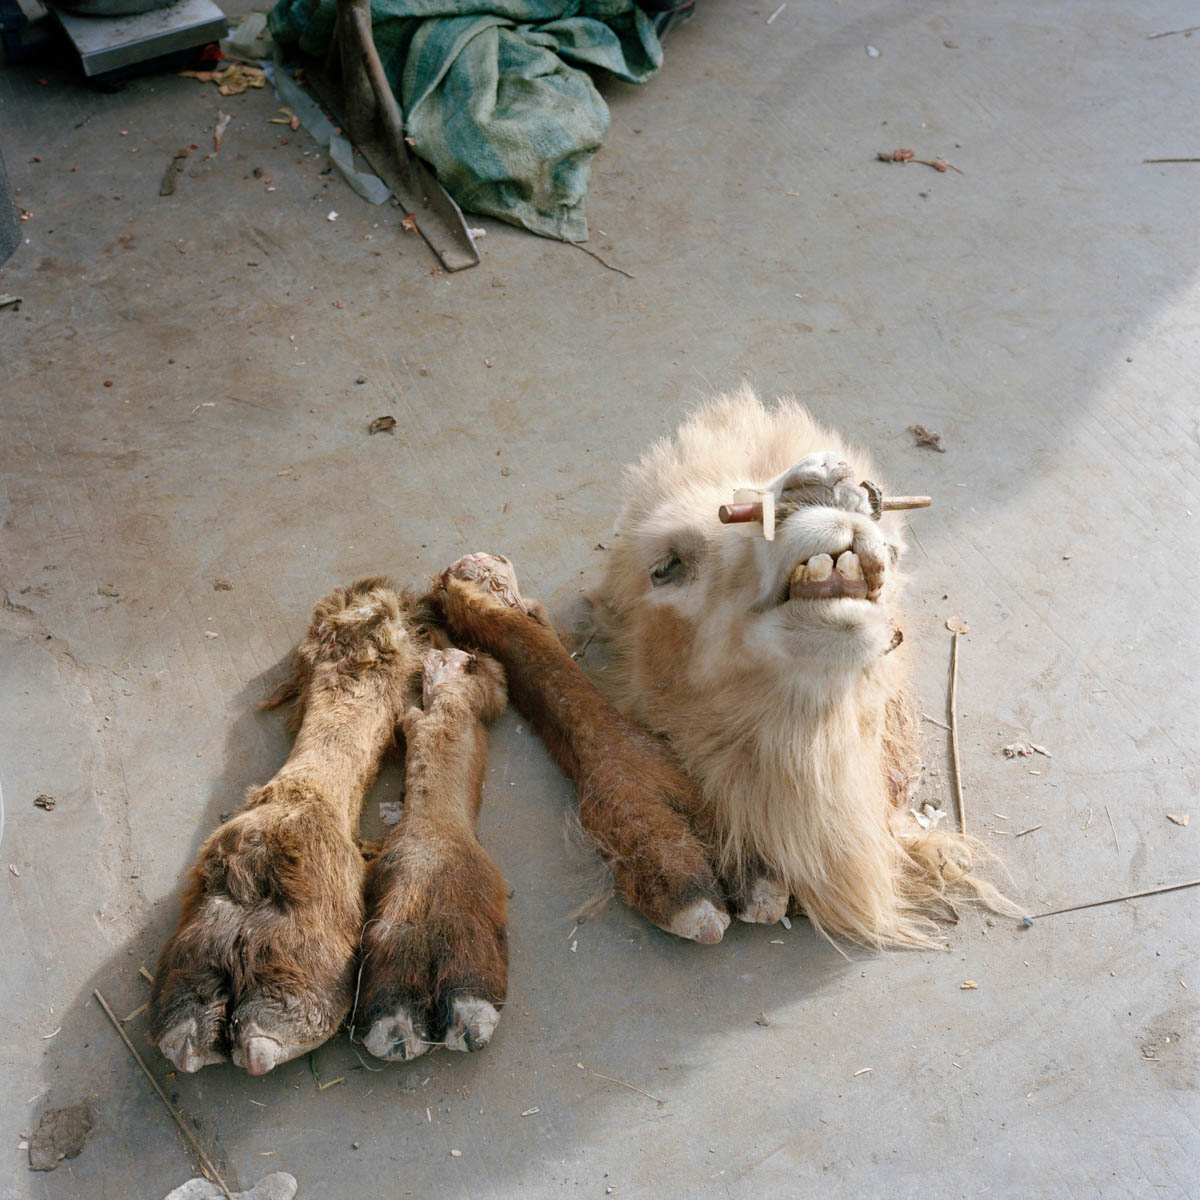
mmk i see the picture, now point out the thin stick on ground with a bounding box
[1023,879,1200,924]
[1147,25,1200,39]
[584,1068,664,1105]
[1105,803,1120,854]
[905,515,930,559]
[921,711,951,732]
[947,630,966,835]
[570,242,636,279]
[93,989,234,1200]
[1142,157,1200,163]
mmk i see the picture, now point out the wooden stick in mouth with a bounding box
[718,491,931,525]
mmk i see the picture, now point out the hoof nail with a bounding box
[445,999,501,1052]
[157,1022,227,1074]
[735,878,790,926]
[364,1014,428,1062]
[243,1035,284,1076]
[668,898,730,944]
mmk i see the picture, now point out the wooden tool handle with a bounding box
[880,496,931,511]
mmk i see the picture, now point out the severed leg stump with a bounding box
[149,579,425,1075]
[355,647,511,1060]
[430,554,729,945]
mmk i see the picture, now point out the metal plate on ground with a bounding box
[52,0,226,76]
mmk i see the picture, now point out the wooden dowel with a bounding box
[718,503,764,524]
[718,495,931,525]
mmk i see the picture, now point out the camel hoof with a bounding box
[735,877,790,925]
[667,898,730,944]
[157,1020,227,1074]
[444,997,501,1052]
[363,1008,430,1062]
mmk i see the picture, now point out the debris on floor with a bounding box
[877,149,962,174]
[164,1172,298,1200]
[34,793,55,810]
[960,979,979,990]
[1166,813,1189,827]
[179,63,266,95]
[908,424,946,452]
[1022,879,1200,925]
[160,148,191,197]
[267,107,301,130]
[213,112,233,152]
[27,1104,94,1171]
[1003,740,1052,758]
[368,415,397,434]
[910,802,947,829]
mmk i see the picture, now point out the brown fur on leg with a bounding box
[149,578,427,1075]
[356,648,511,1060]
[429,554,730,945]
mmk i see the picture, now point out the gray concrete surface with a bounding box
[1,2,1197,1197]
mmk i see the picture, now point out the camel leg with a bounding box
[431,554,729,945]
[149,579,424,1074]
[356,648,511,1060]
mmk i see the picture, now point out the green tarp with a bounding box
[268,0,663,241]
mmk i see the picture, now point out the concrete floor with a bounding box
[2,1,1198,1196]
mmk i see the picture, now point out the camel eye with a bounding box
[650,555,683,586]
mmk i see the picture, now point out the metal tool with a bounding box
[302,0,480,272]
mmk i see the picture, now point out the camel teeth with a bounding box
[806,553,834,581]
[836,551,862,581]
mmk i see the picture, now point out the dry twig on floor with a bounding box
[1147,25,1200,39]
[93,989,233,1200]
[945,618,969,834]
[581,1066,664,1105]
[1105,803,1120,854]
[877,149,964,174]
[1022,879,1200,925]
[569,242,636,279]
[1142,157,1200,163]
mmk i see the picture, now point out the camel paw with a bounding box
[357,839,508,1062]
[666,897,730,944]
[149,806,363,1076]
[362,1005,432,1062]
[443,997,501,1053]
[734,877,790,925]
